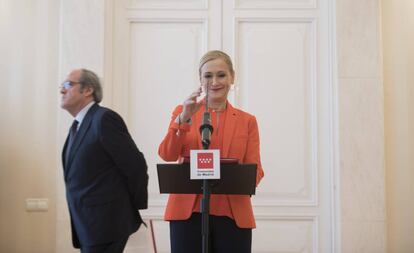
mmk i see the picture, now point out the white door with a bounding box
[108,0,337,252]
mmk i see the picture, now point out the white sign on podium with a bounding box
[190,149,220,180]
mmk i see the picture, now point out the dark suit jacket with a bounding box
[62,103,148,248]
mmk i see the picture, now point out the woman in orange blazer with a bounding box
[158,50,264,253]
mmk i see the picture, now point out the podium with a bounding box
[157,162,257,195]
[157,161,256,253]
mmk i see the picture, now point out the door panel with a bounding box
[110,0,335,252]
[236,20,316,205]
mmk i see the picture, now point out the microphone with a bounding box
[199,81,213,149]
[200,111,213,148]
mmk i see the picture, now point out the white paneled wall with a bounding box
[107,0,336,252]
[0,1,60,252]
[0,0,388,252]
[336,0,386,252]
[236,20,316,205]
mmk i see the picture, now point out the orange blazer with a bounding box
[158,102,264,228]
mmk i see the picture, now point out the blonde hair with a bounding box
[198,50,234,77]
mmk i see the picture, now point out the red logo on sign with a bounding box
[197,153,214,169]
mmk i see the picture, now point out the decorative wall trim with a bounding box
[128,0,208,10]
[328,0,341,251]
[234,0,317,10]
[234,17,318,207]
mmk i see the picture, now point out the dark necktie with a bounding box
[65,120,79,162]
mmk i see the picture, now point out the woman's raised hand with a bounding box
[180,86,204,122]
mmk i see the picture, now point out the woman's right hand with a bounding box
[180,86,204,122]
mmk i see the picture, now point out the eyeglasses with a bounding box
[60,81,81,90]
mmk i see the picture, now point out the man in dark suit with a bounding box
[60,68,148,253]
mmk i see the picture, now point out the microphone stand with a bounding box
[199,84,213,253]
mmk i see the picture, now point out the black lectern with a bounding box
[157,161,256,253]
[157,162,257,195]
